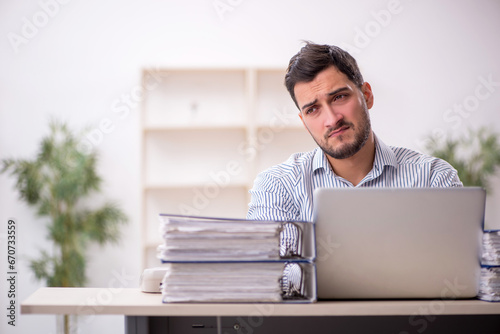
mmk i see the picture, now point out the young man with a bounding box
[247,42,462,222]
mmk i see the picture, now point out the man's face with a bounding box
[294,66,374,160]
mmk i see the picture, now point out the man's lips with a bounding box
[327,125,350,138]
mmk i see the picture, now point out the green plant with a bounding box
[425,127,500,192]
[1,120,127,333]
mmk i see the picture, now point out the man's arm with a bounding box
[247,172,298,221]
[430,159,463,187]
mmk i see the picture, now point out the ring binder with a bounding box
[154,214,317,303]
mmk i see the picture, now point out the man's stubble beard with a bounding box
[310,107,371,160]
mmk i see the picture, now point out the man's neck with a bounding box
[326,132,376,186]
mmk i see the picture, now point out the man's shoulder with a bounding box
[389,145,450,167]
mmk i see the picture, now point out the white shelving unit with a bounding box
[140,68,317,268]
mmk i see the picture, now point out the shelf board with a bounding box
[145,240,162,249]
[143,67,249,73]
[256,124,305,131]
[143,124,248,132]
[143,182,251,190]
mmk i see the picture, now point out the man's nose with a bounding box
[323,105,343,128]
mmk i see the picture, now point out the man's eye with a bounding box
[333,94,347,102]
[305,107,318,115]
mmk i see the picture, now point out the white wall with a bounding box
[1,0,499,333]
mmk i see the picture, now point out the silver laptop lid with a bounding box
[313,187,485,299]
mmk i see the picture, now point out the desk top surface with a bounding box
[21,288,500,317]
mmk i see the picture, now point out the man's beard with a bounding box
[313,109,371,160]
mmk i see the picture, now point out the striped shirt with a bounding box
[247,134,463,222]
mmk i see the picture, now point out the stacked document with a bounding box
[157,214,316,303]
[478,267,500,302]
[157,216,282,261]
[482,231,500,266]
[161,262,285,303]
[479,230,500,302]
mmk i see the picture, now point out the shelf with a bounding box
[255,129,317,173]
[143,130,250,187]
[255,69,300,128]
[143,182,250,190]
[143,124,248,132]
[140,67,315,269]
[142,69,247,129]
[145,240,163,249]
[256,124,305,131]
[143,186,250,247]
[143,124,307,132]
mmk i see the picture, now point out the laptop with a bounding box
[313,187,486,300]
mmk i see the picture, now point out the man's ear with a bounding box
[298,111,307,130]
[361,82,374,109]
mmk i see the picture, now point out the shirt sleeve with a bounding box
[429,158,464,188]
[246,171,298,221]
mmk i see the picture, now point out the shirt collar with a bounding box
[373,134,398,170]
[311,133,398,174]
[312,147,330,172]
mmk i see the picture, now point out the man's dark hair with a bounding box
[285,42,364,109]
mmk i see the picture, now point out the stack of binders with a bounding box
[479,230,500,302]
[156,214,316,303]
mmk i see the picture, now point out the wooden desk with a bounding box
[22,288,500,334]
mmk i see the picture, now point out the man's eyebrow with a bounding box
[300,99,317,112]
[327,86,350,97]
[300,86,351,112]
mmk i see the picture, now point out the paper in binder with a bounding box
[479,230,500,302]
[160,262,316,303]
[157,214,315,262]
[482,230,500,266]
[479,266,500,302]
[156,214,317,303]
